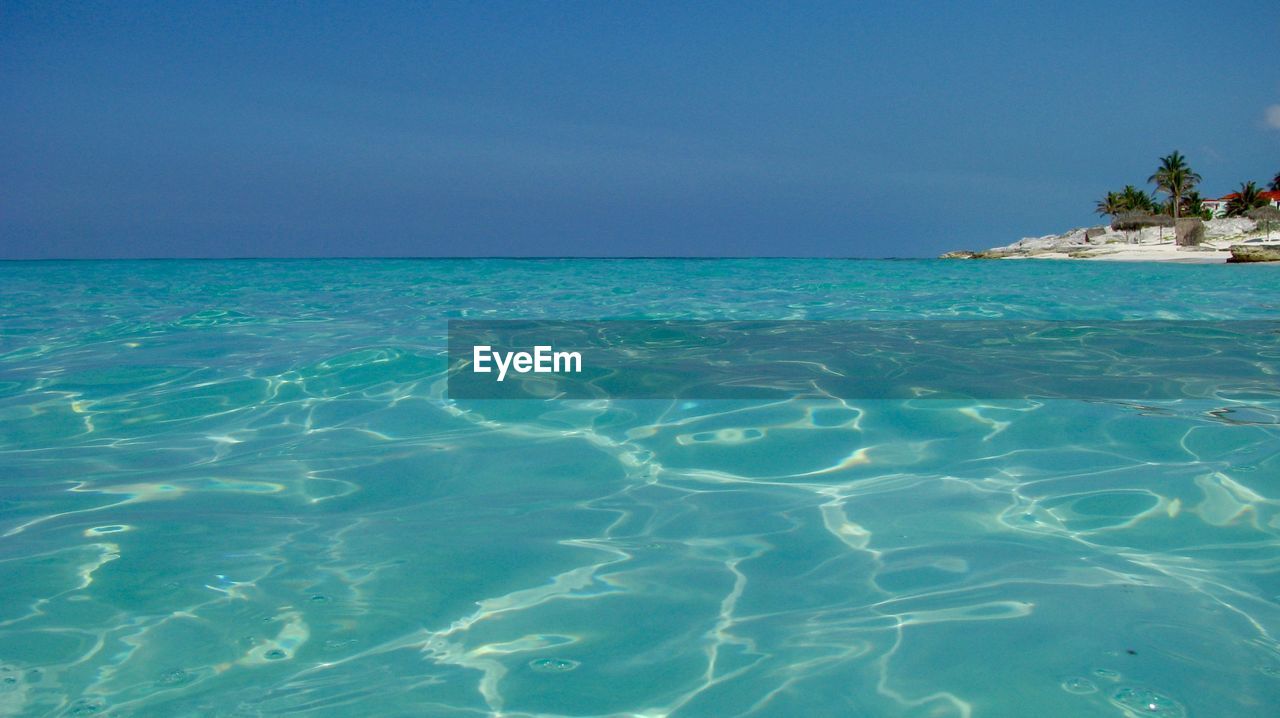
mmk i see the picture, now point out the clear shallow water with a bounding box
[1,258,1279,717]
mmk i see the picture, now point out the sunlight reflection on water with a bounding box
[1,259,1278,717]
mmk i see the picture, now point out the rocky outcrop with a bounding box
[942,218,1264,259]
[1227,244,1280,263]
[1205,218,1258,240]
[938,249,1017,259]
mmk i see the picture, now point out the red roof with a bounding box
[1214,190,1280,201]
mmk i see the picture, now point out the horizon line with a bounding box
[0,255,939,262]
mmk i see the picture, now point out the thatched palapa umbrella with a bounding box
[1111,211,1175,244]
[1246,205,1280,240]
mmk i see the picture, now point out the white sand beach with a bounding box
[1015,245,1232,263]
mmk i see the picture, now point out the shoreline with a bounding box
[943,217,1279,264]
[1010,244,1233,264]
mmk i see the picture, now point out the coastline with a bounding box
[943,217,1278,263]
[1009,245,1231,263]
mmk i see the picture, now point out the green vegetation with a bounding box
[1095,153,1276,221]
[1097,151,1200,220]
[1225,181,1267,217]
[1094,193,1122,217]
[1095,185,1155,217]
[1181,191,1208,219]
[1147,150,1201,220]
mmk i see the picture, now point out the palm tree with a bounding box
[1225,181,1267,217]
[1095,192,1124,217]
[1148,150,1201,220]
[1095,185,1158,218]
[1181,191,1210,220]
[1271,171,1280,192]
[1120,185,1154,213]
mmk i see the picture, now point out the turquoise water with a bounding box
[2,258,1279,717]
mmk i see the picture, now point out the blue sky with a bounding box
[2,1,1277,258]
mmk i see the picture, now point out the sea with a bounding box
[1,258,1278,717]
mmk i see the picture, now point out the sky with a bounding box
[2,1,1277,259]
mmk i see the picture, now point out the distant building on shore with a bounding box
[1203,190,1280,218]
